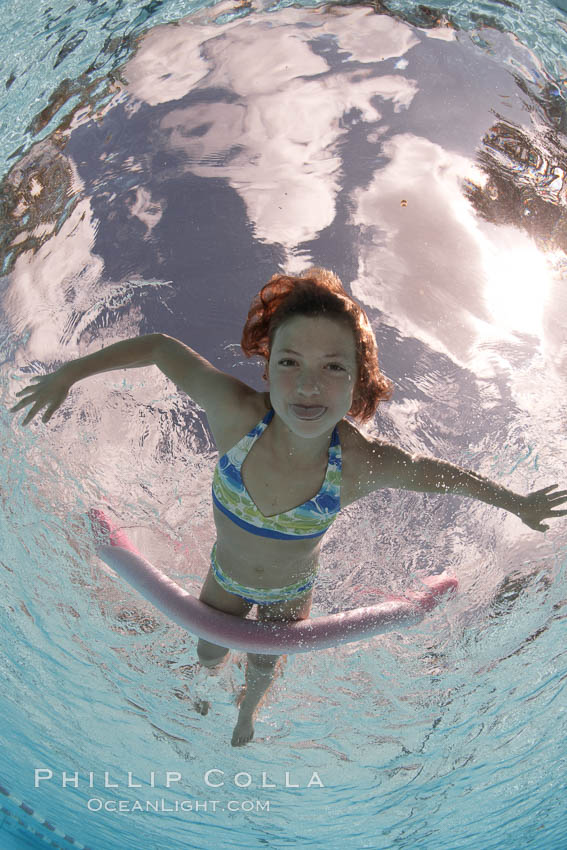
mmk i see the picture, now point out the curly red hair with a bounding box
[241,268,393,423]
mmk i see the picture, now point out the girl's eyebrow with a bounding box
[279,347,349,359]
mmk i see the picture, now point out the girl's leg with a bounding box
[195,566,254,713]
[231,652,283,746]
[196,565,254,666]
[232,591,313,747]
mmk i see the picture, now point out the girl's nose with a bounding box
[296,371,321,395]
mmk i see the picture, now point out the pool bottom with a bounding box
[0,783,92,850]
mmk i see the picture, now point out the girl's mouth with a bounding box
[290,404,327,420]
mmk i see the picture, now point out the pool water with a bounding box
[1,0,567,848]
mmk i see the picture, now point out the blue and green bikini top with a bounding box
[212,408,342,540]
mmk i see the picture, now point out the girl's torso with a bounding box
[208,390,365,590]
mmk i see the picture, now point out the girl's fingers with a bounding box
[15,381,41,396]
[43,405,58,422]
[534,484,558,494]
[22,402,43,424]
[11,397,35,412]
[11,391,38,408]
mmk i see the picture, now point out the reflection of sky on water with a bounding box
[1,3,567,849]
[5,6,566,394]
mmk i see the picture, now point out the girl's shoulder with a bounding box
[209,390,269,456]
[338,420,403,508]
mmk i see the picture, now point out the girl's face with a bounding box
[267,315,358,437]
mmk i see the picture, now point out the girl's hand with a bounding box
[515,485,567,532]
[9,366,75,426]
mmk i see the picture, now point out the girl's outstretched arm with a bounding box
[353,438,567,533]
[403,455,567,532]
[9,333,162,426]
[10,332,256,430]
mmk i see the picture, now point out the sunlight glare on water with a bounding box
[481,229,554,337]
[1,0,567,848]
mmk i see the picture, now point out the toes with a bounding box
[231,733,253,747]
[231,721,254,746]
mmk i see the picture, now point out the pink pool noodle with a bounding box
[88,509,458,654]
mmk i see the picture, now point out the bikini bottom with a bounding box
[210,543,317,605]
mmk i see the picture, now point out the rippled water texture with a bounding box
[1,1,567,848]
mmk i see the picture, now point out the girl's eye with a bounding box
[278,359,346,371]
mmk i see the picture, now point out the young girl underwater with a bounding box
[10,268,567,747]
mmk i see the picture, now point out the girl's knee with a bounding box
[197,637,229,667]
[247,651,281,672]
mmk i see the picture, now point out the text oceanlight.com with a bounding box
[87,798,271,813]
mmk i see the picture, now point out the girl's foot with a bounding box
[231,712,255,747]
[231,687,256,745]
[193,698,211,716]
